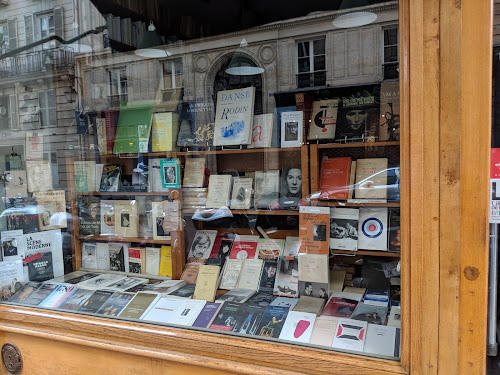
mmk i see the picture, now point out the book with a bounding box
[118,292,160,319]
[319,157,351,200]
[192,302,224,328]
[255,238,284,261]
[0,259,23,299]
[206,175,232,208]
[309,316,338,347]
[22,283,57,306]
[282,236,300,256]
[114,200,139,238]
[137,198,154,238]
[126,157,148,192]
[248,113,274,149]
[272,106,296,147]
[96,292,135,316]
[293,296,326,316]
[128,247,145,273]
[39,284,78,308]
[25,252,54,281]
[64,273,100,284]
[181,262,202,284]
[149,159,170,193]
[308,99,339,141]
[141,297,199,325]
[332,318,367,352]
[269,297,299,309]
[335,94,379,142]
[279,311,316,343]
[105,110,119,154]
[378,81,400,142]
[232,303,266,335]
[51,287,93,311]
[388,209,401,252]
[387,306,401,328]
[113,106,153,154]
[167,284,196,299]
[74,161,96,193]
[193,265,220,302]
[24,229,64,280]
[253,170,280,210]
[322,293,359,318]
[95,116,107,155]
[100,164,121,192]
[160,158,180,189]
[77,274,126,289]
[357,207,388,251]
[78,290,114,313]
[81,242,97,269]
[256,305,289,338]
[3,197,39,233]
[219,259,244,290]
[230,178,253,210]
[364,324,400,357]
[25,132,43,160]
[329,208,359,251]
[330,271,346,293]
[295,92,313,142]
[95,243,110,270]
[95,164,104,192]
[167,299,207,326]
[158,245,173,277]
[152,202,171,241]
[5,170,28,198]
[209,301,245,331]
[298,206,330,254]
[351,302,388,325]
[258,261,278,294]
[78,196,100,236]
[355,158,389,199]
[100,200,115,235]
[188,230,218,259]
[230,235,259,260]
[348,161,356,199]
[108,243,127,272]
[274,256,299,298]
[105,277,148,292]
[236,259,263,290]
[183,157,205,188]
[182,188,207,209]
[213,87,255,146]
[279,167,302,210]
[26,160,52,192]
[280,111,303,148]
[151,112,179,152]
[1,229,25,259]
[8,281,41,304]
[34,190,67,231]
[145,247,160,276]
[298,254,329,299]
[363,289,390,307]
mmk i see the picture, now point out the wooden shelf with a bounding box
[317,141,400,149]
[78,192,170,196]
[184,208,299,216]
[314,201,400,208]
[176,147,302,156]
[74,152,174,160]
[332,250,401,257]
[77,235,170,244]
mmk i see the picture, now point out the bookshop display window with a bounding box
[0,0,402,362]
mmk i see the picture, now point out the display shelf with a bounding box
[184,208,299,216]
[317,141,400,149]
[214,227,299,238]
[77,235,171,244]
[313,200,401,208]
[74,151,175,160]
[78,191,171,196]
[332,249,401,257]
[176,147,302,156]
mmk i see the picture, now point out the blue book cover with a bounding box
[192,302,223,328]
[256,305,290,338]
[272,106,296,148]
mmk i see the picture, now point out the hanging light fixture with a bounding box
[64,86,77,103]
[332,0,377,29]
[135,21,171,58]
[225,39,264,76]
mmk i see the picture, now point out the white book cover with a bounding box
[100,200,115,235]
[269,297,299,309]
[248,113,274,148]
[364,324,400,358]
[355,158,388,199]
[329,207,359,251]
[74,161,96,193]
[255,238,285,260]
[141,296,184,322]
[77,274,127,289]
[206,175,232,208]
[81,242,97,269]
[26,160,52,192]
[230,178,253,210]
[168,299,207,326]
[25,132,43,160]
[95,243,110,270]
[216,288,256,303]
[149,159,169,193]
[145,247,160,276]
[152,201,171,241]
[278,311,316,343]
[280,111,303,148]
[5,170,28,198]
[1,229,25,260]
[357,208,388,251]
[388,306,401,328]
[236,259,263,290]
[308,99,339,141]
[24,229,64,279]
[332,318,367,352]
[282,236,300,256]
[0,259,24,298]
[253,170,280,210]
[213,87,255,146]
[104,277,149,292]
[188,230,218,258]
[219,259,244,290]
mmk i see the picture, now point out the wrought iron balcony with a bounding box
[296,71,327,88]
[0,48,75,78]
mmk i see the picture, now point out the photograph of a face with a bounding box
[160,159,180,188]
[285,122,299,141]
[280,167,302,209]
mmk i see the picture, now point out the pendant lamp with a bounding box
[135,22,171,58]
[332,0,377,29]
[225,39,264,76]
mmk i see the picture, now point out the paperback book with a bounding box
[34,190,67,231]
[232,303,266,335]
[274,256,299,298]
[256,305,290,338]
[278,311,316,343]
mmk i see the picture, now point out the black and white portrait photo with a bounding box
[121,213,130,228]
[284,121,299,141]
[280,167,302,209]
[313,224,327,242]
[164,166,177,184]
[298,280,329,299]
[330,218,358,240]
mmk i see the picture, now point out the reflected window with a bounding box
[383,27,399,80]
[297,37,326,88]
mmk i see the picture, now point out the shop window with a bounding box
[383,27,399,80]
[297,37,326,88]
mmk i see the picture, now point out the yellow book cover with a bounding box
[159,245,172,277]
[193,265,220,302]
[151,112,179,152]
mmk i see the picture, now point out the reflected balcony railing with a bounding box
[296,71,327,88]
[0,47,75,77]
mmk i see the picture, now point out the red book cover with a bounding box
[229,236,258,260]
[295,92,314,144]
[105,110,119,154]
[491,148,500,178]
[209,232,224,258]
[321,297,358,318]
[319,157,351,200]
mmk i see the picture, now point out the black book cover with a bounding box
[99,164,121,192]
[335,94,379,142]
[258,261,277,294]
[27,252,54,282]
[78,196,100,235]
[78,290,114,313]
[65,273,100,284]
[167,284,196,298]
[109,244,125,272]
[232,303,266,335]
[256,305,290,338]
[3,197,39,233]
[121,157,148,192]
[389,209,401,252]
[209,302,244,331]
[8,281,42,304]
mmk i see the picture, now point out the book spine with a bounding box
[105,111,117,155]
[348,161,356,199]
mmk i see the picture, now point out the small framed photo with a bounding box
[161,159,180,188]
[281,111,303,148]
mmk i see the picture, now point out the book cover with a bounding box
[213,87,255,146]
[1,229,25,259]
[104,110,119,154]
[149,159,170,193]
[269,297,299,309]
[299,206,330,254]
[378,81,400,142]
[357,207,388,251]
[26,252,54,282]
[26,160,52,192]
[78,196,100,236]
[145,247,160,276]
[192,302,223,328]
[100,164,121,192]
[298,254,329,299]
[279,167,302,210]
[255,238,284,261]
[167,284,196,299]
[105,277,149,292]
[332,318,367,352]
[64,273,100,284]
[3,197,39,233]
[128,247,145,273]
[78,290,114,313]
[330,207,359,251]
[280,111,303,148]
[364,324,400,357]
[152,202,171,241]
[209,301,245,331]
[114,200,139,238]
[219,259,244,290]
[355,158,389,199]
[257,305,290,338]
[8,281,42,304]
[137,198,154,238]
[74,161,96,193]
[258,261,277,294]
[295,92,313,141]
[272,106,296,148]
[158,245,173,277]
[387,306,401,328]
[140,296,185,323]
[100,200,115,235]
[24,229,64,279]
[248,113,274,149]
[254,171,280,210]
[230,178,253,210]
[77,274,126,289]
[34,190,67,231]
[95,116,107,155]
[5,170,28,198]
[118,292,159,319]
[25,132,43,160]
[206,175,232,208]
[351,302,388,325]
[246,291,275,306]
[183,157,205,188]
[108,243,127,272]
[160,159,180,189]
[113,106,153,154]
[216,288,256,303]
[335,94,379,142]
[232,303,266,335]
[0,259,24,299]
[96,292,135,316]
[167,299,207,326]
[151,112,179,152]
[236,259,263,290]
[282,236,300,257]
[322,294,359,318]
[188,230,218,259]
[278,311,316,343]
[308,99,339,141]
[293,296,326,316]
[319,157,351,200]
[22,283,57,306]
[181,262,202,284]
[388,209,401,252]
[193,265,220,302]
[309,316,338,347]
[88,242,106,271]
[39,284,78,308]
[126,157,149,192]
[230,235,259,260]
[274,256,299,298]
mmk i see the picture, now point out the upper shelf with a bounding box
[316,141,400,149]
[176,147,303,156]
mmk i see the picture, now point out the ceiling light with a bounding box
[135,22,171,58]
[332,0,378,29]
